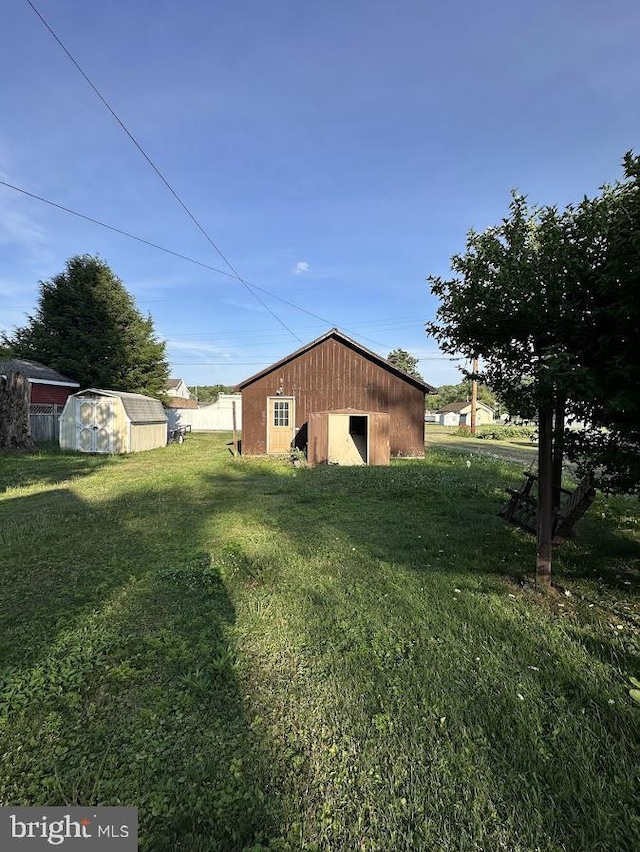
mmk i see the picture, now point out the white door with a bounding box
[76,398,114,452]
[266,397,295,453]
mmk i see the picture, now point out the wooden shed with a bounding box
[237,328,435,458]
[308,409,390,466]
[59,389,167,454]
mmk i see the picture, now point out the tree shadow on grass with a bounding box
[0,447,116,492]
[2,446,639,851]
[0,480,284,852]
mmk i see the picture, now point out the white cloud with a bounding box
[0,187,53,265]
[0,208,46,247]
[221,297,267,314]
[293,261,309,275]
[165,340,232,358]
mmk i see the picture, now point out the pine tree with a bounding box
[3,255,169,397]
[386,348,423,381]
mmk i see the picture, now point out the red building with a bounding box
[0,358,79,405]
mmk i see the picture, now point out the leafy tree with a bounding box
[189,385,233,405]
[428,381,497,411]
[188,384,234,404]
[387,348,423,381]
[426,154,640,584]
[2,255,168,397]
[560,154,640,494]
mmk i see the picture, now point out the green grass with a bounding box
[0,434,639,851]
[426,423,539,466]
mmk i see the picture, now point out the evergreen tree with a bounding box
[3,255,168,397]
[386,348,423,381]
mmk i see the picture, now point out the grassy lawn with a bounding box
[426,424,539,466]
[0,434,639,851]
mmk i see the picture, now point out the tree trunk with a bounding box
[0,371,37,450]
[552,395,566,511]
[470,357,479,436]
[536,400,554,587]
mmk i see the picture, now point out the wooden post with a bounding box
[470,357,479,436]
[232,400,238,458]
[536,400,554,587]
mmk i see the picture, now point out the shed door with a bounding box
[267,397,295,454]
[76,399,114,453]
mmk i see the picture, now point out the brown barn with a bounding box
[236,328,435,459]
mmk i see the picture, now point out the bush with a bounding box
[475,424,537,441]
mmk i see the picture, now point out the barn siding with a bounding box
[30,383,77,405]
[241,337,426,457]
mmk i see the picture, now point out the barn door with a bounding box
[76,398,113,453]
[267,397,295,454]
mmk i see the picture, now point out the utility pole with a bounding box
[470,357,479,436]
[232,400,238,458]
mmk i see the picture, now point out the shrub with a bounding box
[475,424,537,441]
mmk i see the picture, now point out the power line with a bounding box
[0,178,236,279]
[18,1,424,355]
[23,0,302,344]
[0,178,400,352]
[17,2,467,365]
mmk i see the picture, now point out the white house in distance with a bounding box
[437,401,494,427]
[166,378,192,400]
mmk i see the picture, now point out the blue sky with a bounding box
[1,0,639,389]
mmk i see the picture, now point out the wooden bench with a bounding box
[499,472,596,542]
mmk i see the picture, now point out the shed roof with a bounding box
[0,358,79,385]
[164,395,199,409]
[72,389,167,423]
[236,328,437,393]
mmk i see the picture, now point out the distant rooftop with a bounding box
[0,358,79,385]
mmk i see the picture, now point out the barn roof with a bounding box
[236,328,437,393]
[0,358,79,385]
[72,389,167,423]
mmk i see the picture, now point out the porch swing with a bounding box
[498,464,597,543]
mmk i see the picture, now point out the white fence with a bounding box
[166,394,242,432]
